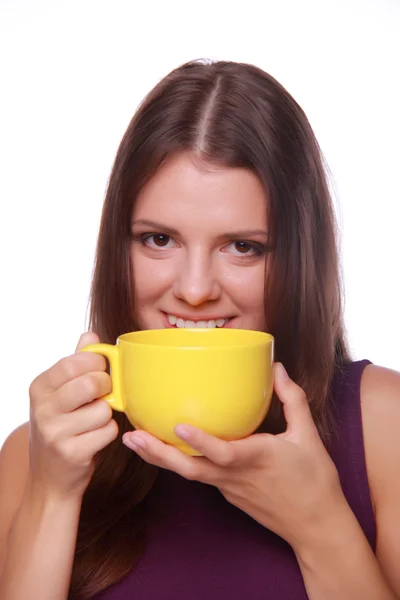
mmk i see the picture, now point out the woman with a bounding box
[0,59,399,600]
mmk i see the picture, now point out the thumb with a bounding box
[75,331,100,353]
[273,363,316,439]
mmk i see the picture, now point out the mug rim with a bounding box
[118,328,274,349]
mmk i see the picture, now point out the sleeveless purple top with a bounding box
[93,360,376,599]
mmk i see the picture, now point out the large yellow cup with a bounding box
[82,328,274,455]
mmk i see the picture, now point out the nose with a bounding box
[173,248,221,306]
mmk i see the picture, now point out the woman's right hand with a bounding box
[28,332,119,499]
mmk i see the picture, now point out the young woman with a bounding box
[0,59,399,600]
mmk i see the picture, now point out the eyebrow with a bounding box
[131,219,269,238]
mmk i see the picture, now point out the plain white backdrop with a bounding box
[0,0,399,446]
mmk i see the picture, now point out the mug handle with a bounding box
[80,343,124,412]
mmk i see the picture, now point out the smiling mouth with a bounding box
[163,312,233,329]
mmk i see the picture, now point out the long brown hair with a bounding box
[69,59,349,598]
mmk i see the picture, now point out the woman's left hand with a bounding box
[122,363,346,550]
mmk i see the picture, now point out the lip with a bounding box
[161,312,236,328]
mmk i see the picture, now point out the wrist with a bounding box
[291,489,356,562]
[24,473,84,512]
[291,495,396,600]
[294,507,371,575]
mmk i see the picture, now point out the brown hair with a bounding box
[69,59,349,598]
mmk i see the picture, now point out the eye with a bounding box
[141,234,174,248]
[224,240,264,257]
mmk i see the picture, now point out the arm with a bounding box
[0,424,82,600]
[1,480,82,600]
[294,497,396,599]
[0,332,117,600]
[293,364,400,600]
[121,362,400,599]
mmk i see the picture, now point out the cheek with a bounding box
[224,265,266,312]
[131,251,175,302]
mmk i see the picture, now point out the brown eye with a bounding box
[222,240,265,257]
[234,241,252,254]
[152,234,170,247]
[136,233,177,251]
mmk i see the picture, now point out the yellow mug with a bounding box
[82,328,274,455]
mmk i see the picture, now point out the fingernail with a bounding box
[174,425,190,440]
[276,362,289,382]
[123,435,146,450]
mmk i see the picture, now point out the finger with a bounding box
[122,430,220,484]
[273,363,316,439]
[57,371,112,412]
[175,424,277,468]
[228,432,276,465]
[75,331,100,352]
[174,425,239,467]
[58,398,113,436]
[37,352,107,396]
[63,419,119,462]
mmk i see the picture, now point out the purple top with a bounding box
[93,360,375,599]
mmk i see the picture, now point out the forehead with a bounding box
[134,152,268,229]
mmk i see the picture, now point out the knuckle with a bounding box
[95,398,113,422]
[32,401,51,425]
[96,420,119,451]
[75,333,86,351]
[42,422,63,447]
[29,377,42,403]
[101,373,112,395]
[182,465,200,481]
[61,355,82,381]
[80,373,99,398]
[75,332,93,352]
[58,441,83,466]
[83,351,107,373]
[297,389,308,404]
[107,419,119,440]
[218,450,235,468]
[60,353,106,382]
[97,373,112,396]
[286,383,307,405]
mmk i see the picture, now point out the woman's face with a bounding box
[130,152,268,332]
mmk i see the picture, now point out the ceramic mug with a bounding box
[81,328,274,455]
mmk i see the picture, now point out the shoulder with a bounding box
[0,421,30,498]
[0,421,30,459]
[0,423,30,561]
[360,364,400,588]
[361,363,400,406]
[360,364,400,508]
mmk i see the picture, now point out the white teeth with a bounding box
[167,314,229,328]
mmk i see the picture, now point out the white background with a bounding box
[1,0,399,446]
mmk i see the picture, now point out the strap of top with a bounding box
[329,359,376,549]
